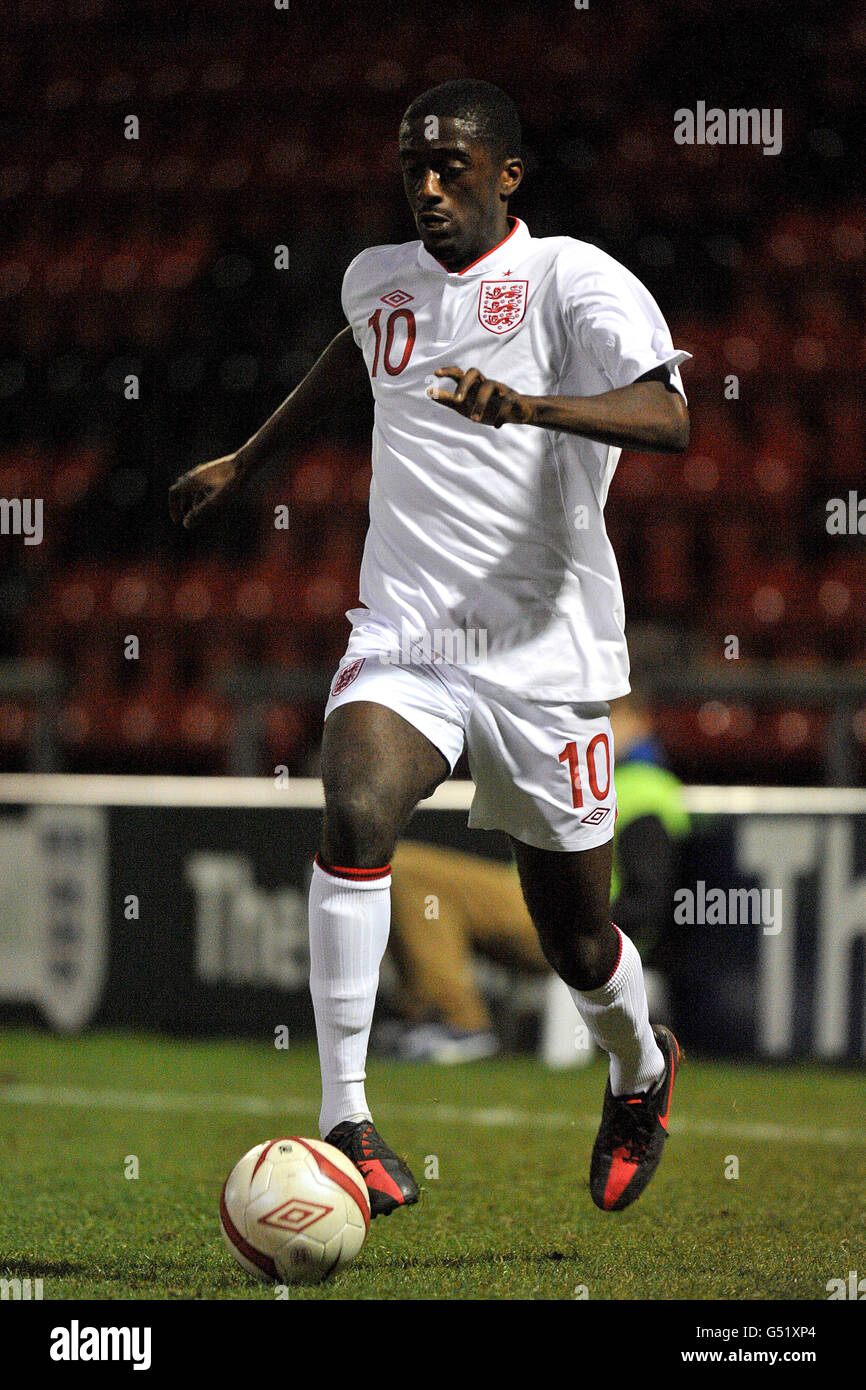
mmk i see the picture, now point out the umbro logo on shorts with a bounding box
[332,657,366,695]
[381,290,413,306]
[580,806,611,825]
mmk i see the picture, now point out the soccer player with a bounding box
[169,80,690,1217]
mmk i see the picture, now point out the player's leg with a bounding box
[510,836,663,1089]
[309,698,450,1215]
[313,699,448,1123]
[466,688,679,1211]
[511,835,679,1211]
[320,701,449,869]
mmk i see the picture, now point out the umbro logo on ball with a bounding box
[258,1199,334,1233]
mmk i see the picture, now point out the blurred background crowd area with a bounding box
[1,0,864,781]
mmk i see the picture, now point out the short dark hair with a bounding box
[400,80,522,162]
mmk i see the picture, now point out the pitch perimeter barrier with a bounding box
[0,776,864,1059]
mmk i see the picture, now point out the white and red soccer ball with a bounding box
[220,1137,370,1285]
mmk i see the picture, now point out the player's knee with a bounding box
[535,913,613,990]
[321,783,401,868]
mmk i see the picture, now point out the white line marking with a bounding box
[0,1084,861,1147]
[2,772,866,814]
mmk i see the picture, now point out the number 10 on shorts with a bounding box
[558,734,611,809]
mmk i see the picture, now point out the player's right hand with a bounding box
[168,453,245,530]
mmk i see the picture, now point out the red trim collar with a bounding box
[433,216,521,275]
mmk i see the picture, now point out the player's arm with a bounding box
[428,363,689,453]
[169,325,367,529]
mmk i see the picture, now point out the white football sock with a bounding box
[569,926,665,1096]
[308,855,391,1138]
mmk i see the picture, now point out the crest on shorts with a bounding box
[332,657,365,696]
[478,279,528,334]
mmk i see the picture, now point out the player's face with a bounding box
[399,117,521,271]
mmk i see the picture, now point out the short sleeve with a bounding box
[340,250,370,350]
[557,244,691,401]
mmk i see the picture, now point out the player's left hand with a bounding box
[428,366,533,428]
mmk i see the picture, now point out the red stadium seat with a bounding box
[262,702,315,773]
[107,566,167,623]
[611,452,664,506]
[643,520,693,609]
[170,565,232,626]
[290,448,343,512]
[0,446,47,501]
[175,692,232,755]
[0,702,32,755]
[39,563,104,627]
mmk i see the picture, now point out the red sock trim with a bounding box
[314,852,391,882]
[604,922,624,983]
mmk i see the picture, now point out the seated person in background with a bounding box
[375,686,690,1062]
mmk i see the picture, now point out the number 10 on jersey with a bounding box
[559,734,611,809]
[368,308,416,377]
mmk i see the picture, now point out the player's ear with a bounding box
[500,157,524,200]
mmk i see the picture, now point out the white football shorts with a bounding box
[323,614,618,853]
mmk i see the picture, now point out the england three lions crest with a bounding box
[478,279,528,334]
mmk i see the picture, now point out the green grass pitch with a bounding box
[0,1028,862,1301]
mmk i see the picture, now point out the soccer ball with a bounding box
[220,1137,370,1285]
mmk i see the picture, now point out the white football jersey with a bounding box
[340,217,689,701]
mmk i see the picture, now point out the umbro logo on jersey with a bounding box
[478,279,528,334]
[580,806,611,825]
[381,290,414,306]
